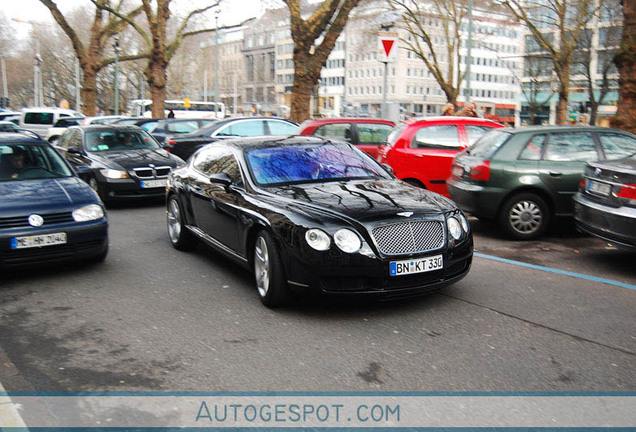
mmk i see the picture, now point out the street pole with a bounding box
[1,57,8,108]
[465,0,474,103]
[214,11,220,118]
[382,61,388,118]
[233,72,237,116]
[114,38,120,115]
[75,58,81,111]
[204,69,208,102]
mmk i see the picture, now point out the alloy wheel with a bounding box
[167,199,182,244]
[509,200,542,234]
[254,236,270,297]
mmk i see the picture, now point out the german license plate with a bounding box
[140,179,167,189]
[587,180,611,196]
[11,232,67,249]
[451,166,464,177]
[389,254,443,276]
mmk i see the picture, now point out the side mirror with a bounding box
[209,172,232,187]
[381,163,393,174]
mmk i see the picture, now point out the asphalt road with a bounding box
[0,200,634,392]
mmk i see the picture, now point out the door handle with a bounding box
[549,171,563,177]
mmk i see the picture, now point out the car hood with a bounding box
[90,149,180,170]
[0,177,99,216]
[264,179,457,221]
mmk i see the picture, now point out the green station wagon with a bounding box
[447,126,636,239]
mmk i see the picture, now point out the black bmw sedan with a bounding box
[56,125,185,203]
[166,136,473,307]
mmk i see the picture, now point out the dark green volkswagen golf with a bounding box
[447,126,636,240]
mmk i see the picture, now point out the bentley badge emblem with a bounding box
[28,214,44,227]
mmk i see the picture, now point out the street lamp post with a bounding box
[465,0,474,103]
[114,37,120,115]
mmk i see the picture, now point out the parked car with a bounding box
[574,150,636,249]
[447,126,636,240]
[166,136,473,307]
[55,125,185,203]
[0,121,20,132]
[19,107,84,137]
[163,117,299,161]
[81,115,126,126]
[0,111,20,121]
[1,114,20,125]
[45,117,84,144]
[141,118,218,144]
[0,132,108,267]
[377,116,503,196]
[298,118,395,159]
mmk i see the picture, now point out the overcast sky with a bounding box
[3,0,272,36]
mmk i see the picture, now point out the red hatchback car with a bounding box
[378,116,503,196]
[298,118,395,159]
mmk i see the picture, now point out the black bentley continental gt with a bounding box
[166,136,473,307]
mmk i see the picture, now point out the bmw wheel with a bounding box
[88,177,108,204]
[254,230,288,307]
[167,196,195,250]
[499,192,550,240]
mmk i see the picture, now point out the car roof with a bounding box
[501,125,635,135]
[70,124,146,132]
[215,116,298,126]
[0,132,46,144]
[404,116,502,126]
[213,135,343,152]
[302,118,395,126]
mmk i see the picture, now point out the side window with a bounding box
[141,121,159,131]
[217,120,265,137]
[544,132,598,162]
[411,125,460,149]
[192,147,244,186]
[357,124,394,145]
[465,125,494,145]
[599,133,636,160]
[518,134,547,160]
[24,112,54,125]
[266,120,298,135]
[314,123,353,142]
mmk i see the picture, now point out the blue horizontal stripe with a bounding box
[474,252,636,291]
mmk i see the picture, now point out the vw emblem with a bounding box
[149,164,155,168]
[28,214,44,227]
[397,212,414,217]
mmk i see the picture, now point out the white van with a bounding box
[19,108,84,137]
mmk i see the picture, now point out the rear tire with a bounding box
[253,230,288,308]
[167,195,196,250]
[499,192,550,240]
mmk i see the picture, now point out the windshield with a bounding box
[245,143,391,186]
[85,130,160,152]
[467,130,511,159]
[385,123,407,147]
[0,143,73,181]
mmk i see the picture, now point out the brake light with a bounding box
[616,184,636,200]
[166,139,177,145]
[469,161,491,181]
[579,178,585,188]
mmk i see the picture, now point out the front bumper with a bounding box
[573,194,636,250]
[98,176,167,200]
[0,219,108,267]
[285,237,473,299]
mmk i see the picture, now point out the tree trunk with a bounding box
[611,0,636,133]
[290,75,317,123]
[146,58,167,118]
[556,95,569,125]
[80,64,100,116]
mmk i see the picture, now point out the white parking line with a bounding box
[0,378,28,429]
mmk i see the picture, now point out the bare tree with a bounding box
[40,0,145,115]
[284,0,361,123]
[97,0,221,118]
[388,0,469,105]
[611,0,636,133]
[500,0,597,124]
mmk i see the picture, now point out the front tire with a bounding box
[167,195,195,250]
[253,230,288,307]
[499,192,550,240]
[88,177,109,204]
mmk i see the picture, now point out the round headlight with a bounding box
[72,204,104,222]
[305,228,331,251]
[334,228,362,253]
[100,169,129,179]
[458,213,469,233]
[447,217,462,240]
